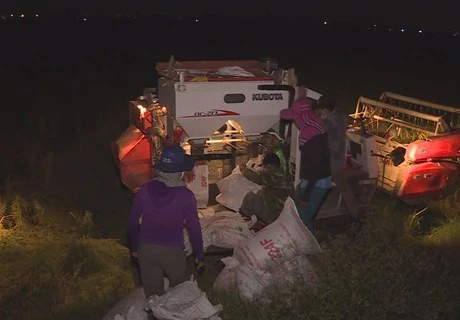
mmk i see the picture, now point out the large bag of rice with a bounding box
[186,165,209,209]
[233,197,322,270]
[215,166,263,212]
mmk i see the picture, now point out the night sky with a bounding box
[2,0,460,30]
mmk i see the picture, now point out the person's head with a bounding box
[155,144,195,174]
[261,152,281,172]
[296,84,308,100]
[313,95,336,119]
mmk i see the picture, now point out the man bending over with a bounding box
[239,153,294,227]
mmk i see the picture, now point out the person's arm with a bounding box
[280,100,300,120]
[183,192,204,262]
[241,166,264,185]
[128,189,144,255]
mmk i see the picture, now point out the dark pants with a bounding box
[138,243,187,298]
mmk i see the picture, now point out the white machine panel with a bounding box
[347,132,379,179]
[173,81,290,139]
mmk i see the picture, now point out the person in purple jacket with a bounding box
[129,144,204,299]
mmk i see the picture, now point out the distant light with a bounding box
[83,18,87,21]
[195,19,199,22]
[35,14,39,18]
[373,24,377,27]
[20,14,25,18]
[10,14,14,17]
[388,28,392,32]
[401,28,405,32]
[323,21,328,25]
[418,30,422,34]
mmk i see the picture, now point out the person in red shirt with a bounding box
[280,86,331,232]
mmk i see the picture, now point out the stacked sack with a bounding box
[213,197,323,301]
[183,209,255,256]
[215,163,263,212]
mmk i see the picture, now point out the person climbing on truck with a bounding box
[239,152,294,229]
[129,144,204,305]
[280,85,331,233]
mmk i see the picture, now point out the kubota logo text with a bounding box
[252,93,283,101]
[180,109,240,118]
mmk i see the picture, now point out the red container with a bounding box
[406,133,460,162]
[394,162,458,199]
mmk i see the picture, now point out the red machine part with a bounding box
[395,162,458,199]
[406,132,460,162]
[114,125,152,191]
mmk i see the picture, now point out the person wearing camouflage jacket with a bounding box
[239,153,294,225]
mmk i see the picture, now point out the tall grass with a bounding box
[0,196,137,320]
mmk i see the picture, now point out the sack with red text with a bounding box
[186,165,209,209]
[213,254,318,301]
[233,197,322,270]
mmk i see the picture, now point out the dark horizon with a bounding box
[2,0,460,31]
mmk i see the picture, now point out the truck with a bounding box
[112,57,460,219]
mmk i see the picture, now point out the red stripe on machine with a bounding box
[179,109,240,118]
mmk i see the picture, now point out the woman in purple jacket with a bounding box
[129,144,204,299]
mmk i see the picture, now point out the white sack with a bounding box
[216,66,255,77]
[198,207,215,218]
[183,211,254,256]
[146,281,223,320]
[212,256,240,291]
[233,197,322,270]
[186,165,209,209]
[102,288,148,320]
[103,279,169,320]
[215,167,263,212]
[213,254,319,301]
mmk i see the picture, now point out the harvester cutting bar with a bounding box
[352,97,447,136]
[380,92,460,130]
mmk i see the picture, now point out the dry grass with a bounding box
[0,196,137,320]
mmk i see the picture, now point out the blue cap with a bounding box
[155,144,195,173]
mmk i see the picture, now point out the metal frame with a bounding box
[380,91,460,130]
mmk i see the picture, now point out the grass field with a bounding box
[1,16,459,319]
